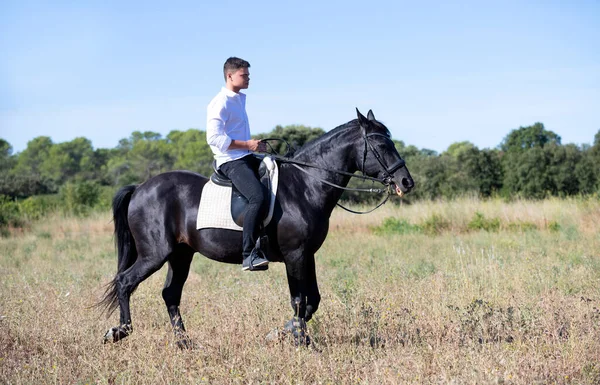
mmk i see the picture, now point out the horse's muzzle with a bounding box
[395,177,414,197]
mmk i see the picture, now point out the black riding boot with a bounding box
[242,236,269,271]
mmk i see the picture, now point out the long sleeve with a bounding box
[206,101,232,153]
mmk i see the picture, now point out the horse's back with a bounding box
[128,171,208,240]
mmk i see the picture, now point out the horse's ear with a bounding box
[367,110,376,121]
[356,108,369,127]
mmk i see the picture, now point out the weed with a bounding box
[372,217,421,235]
[547,220,561,232]
[468,212,500,232]
[407,259,436,279]
[507,221,538,232]
[420,214,450,235]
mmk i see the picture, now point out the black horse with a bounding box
[100,109,414,346]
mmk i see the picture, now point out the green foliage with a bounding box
[507,221,538,232]
[421,214,451,235]
[167,130,213,176]
[60,181,101,215]
[19,195,60,220]
[547,221,561,232]
[372,217,421,235]
[467,212,500,232]
[500,122,561,152]
[0,195,22,232]
[255,124,325,155]
[1,120,598,205]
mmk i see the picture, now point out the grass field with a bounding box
[1,198,600,384]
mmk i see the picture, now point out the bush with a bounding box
[60,181,101,215]
[421,214,451,235]
[0,195,22,233]
[19,194,60,220]
[547,220,561,232]
[373,217,421,235]
[507,221,538,232]
[468,212,501,232]
[97,185,117,211]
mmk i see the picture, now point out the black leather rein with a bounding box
[262,132,406,214]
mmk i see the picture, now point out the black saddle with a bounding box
[210,155,273,228]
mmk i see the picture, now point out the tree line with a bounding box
[1,122,599,203]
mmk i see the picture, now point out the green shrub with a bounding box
[60,181,101,216]
[97,185,117,211]
[507,221,538,232]
[468,212,500,232]
[19,194,60,220]
[372,217,421,235]
[421,214,450,235]
[0,195,22,233]
[547,220,561,232]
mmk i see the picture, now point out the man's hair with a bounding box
[223,57,250,81]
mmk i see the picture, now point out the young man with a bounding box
[206,57,269,271]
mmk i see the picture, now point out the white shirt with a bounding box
[206,87,251,168]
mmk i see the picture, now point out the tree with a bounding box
[545,143,581,196]
[474,149,503,197]
[8,136,57,196]
[13,136,54,178]
[500,122,561,152]
[43,137,95,184]
[0,139,14,174]
[501,123,563,199]
[255,125,325,155]
[166,129,213,176]
[107,131,175,184]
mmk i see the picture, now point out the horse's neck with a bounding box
[290,129,360,213]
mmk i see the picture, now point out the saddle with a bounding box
[206,155,278,228]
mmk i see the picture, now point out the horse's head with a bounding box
[356,109,415,197]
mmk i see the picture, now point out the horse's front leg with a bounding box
[284,253,319,346]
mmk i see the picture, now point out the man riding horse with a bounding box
[206,57,269,271]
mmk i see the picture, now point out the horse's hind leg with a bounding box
[162,245,194,349]
[103,253,169,343]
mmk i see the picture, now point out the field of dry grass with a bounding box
[1,198,600,384]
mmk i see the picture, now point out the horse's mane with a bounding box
[292,118,392,160]
[292,120,359,159]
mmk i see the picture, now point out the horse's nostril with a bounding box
[402,177,413,189]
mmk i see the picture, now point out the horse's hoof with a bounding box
[283,318,310,347]
[103,328,115,344]
[103,324,132,344]
[175,337,195,350]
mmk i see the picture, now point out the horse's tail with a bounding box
[98,184,138,316]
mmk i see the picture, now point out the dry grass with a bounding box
[1,197,600,384]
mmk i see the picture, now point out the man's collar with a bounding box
[221,87,245,97]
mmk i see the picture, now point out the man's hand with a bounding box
[229,139,267,152]
[246,139,267,152]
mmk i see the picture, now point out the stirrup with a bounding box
[242,248,269,271]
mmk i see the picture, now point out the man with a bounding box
[206,57,269,271]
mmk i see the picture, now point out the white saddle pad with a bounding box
[196,156,279,231]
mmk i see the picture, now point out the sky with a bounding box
[1,0,598,155]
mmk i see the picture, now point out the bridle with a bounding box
[360,128,406,186]
[262,127,408,214]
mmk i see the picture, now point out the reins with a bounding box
[261,131,405,215]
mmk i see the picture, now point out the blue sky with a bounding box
[1,0,598,154]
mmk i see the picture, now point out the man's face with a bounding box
[228,68,250,91]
